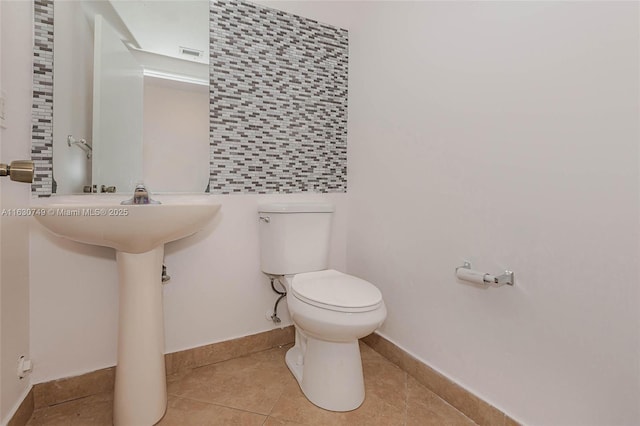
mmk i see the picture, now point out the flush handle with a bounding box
[259,216,270,223]
[0,160,34,183]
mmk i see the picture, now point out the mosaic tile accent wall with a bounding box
[32,0,54,197]
[209,0,348,194]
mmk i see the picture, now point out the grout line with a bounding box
[170,394,271,418]
[192,343,294,372]
[36,391,111,409]
[266,382,286,418]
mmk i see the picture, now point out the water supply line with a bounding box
[269,276,287,324]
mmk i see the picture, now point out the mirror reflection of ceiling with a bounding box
[79,0,209,84]
[110,0,209,65]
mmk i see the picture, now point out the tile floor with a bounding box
[27,343,476,425]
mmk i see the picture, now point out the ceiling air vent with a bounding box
[179,47,203,59]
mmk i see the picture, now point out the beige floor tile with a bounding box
[262,417,307,426]
[157,395,266,425]
[167,346,291,415]
[406,376,476,426]
[26,392,113,426]
[24,340,477,426]
[269,344,406,426]
[360,343,407,411]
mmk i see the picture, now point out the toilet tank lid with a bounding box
[258,202,334,213]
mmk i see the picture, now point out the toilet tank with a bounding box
[258,203,334,275]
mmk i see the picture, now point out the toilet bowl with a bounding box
[282,270,386,411]
[258,202,387,412]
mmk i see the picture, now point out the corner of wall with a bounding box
[0,0,33,422]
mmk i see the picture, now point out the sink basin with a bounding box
[35,194,220,253]
[34,194,221,426]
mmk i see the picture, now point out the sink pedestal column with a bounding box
[114,246,167,426]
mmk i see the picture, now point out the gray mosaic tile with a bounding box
[209,0,348,194]
[32,0,54,197]
[32,0,347,196]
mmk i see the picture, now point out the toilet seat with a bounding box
[291,270,382,313]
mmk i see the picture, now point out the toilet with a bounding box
[258,202,387,411]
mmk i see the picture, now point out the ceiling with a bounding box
[109,0,209,64]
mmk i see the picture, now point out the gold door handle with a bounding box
[0,160,34,183]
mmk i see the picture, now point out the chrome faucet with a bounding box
[121,184,161,205]
[133,185,150,204]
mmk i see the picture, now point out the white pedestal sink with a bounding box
[34,194,221,426]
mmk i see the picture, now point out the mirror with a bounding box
[48,0,210,195]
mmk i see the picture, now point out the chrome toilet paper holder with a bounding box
[456,261,514,287]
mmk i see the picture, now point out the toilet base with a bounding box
[285,329,365,412]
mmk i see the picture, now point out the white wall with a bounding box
[92,14,144,194]
[29,0,353,385]
[29,192,347,382]
[346,2,639,425]
[143,76,209,193]
[1,0,4,415]
[21,2,640,425]
[52,1,93,194]
[0,0,33,422]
